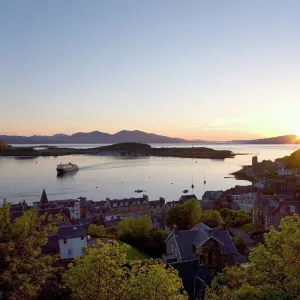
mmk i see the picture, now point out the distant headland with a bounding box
[0,130,299,144]
[0,141,235,159]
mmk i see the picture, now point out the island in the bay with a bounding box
[0,140,235,159]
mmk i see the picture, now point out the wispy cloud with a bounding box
[184,125,202,128]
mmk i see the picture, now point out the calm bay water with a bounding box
[1,144,299,204]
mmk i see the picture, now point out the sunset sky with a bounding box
[0,1,299,141]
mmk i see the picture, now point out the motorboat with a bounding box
[56,162,79,173]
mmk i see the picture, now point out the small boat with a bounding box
[56,162,79,173]
[183,189,189,194]
[135,189,144,193]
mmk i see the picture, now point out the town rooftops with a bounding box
[58,225,87,239]
[202,191,223,201]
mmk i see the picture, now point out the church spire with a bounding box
[40,189,49,206]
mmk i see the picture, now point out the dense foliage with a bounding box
[220,209,252,227]
[205,215,300,300]
[116,215,167,256]
[201,210,223,228]
[0,203,59,300]
[88,224,106,237]
[165,199,202,230]
[63,241,187,300]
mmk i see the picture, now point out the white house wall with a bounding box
[59,236,87,260]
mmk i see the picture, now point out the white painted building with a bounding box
[231,193,257,205]
[58,225,87,260]
[277,167,298,176]
[56,200,81,220]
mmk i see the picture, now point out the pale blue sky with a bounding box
[0,1,299,140]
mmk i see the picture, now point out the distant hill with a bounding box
[0,130,206,144]
[231,135,300,144]
[277,148,300,168]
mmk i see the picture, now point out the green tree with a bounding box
[88,224,106,237]
[63,241,129,300]
[201,210,223,228]
[129,260,187,300]
[205,214,300,299]
[165,200,202,230]
[233,234,246,254]
[116,215,153,239]
[164,205,185,229]
[182,199,202,229]
[63,241,187,300]
[220,209,252,227]
[0,203,59,300]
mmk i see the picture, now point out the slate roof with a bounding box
[209,228,237,254]
[58,225,87,239]
[201,200,218,210]
[174,230,199,259]
[190,222,210,231]
[174,227,237,258]
[202,191,223,201]
[171,259,211,299]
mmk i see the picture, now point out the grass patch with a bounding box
[241,223,254,233]
[118,241,151,260]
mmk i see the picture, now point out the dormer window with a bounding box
[137,201,140,205]
[125,202,128,206]
[113,203,117,208]
[143,201,148,204]
[120,203,124,207]
[133,202,136,206]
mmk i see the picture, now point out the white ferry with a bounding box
[56,162,79,173]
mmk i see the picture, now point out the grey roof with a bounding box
[237,203,253,211]
[174,226,237,259]
[40,189,49,206]
[174,230,199,259]
[190,222,210,231]
[171,259,211,298]
[201,200,218,210]
[58,225,87,239]
[202,191,223,201]
[209,228,237,254]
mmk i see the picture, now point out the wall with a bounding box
[59,236,87,260]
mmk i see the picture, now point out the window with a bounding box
[113,203,117,208]
[81,236,84,240]
[61,217,65,223]
[120,203,124,207]
[289,205,296,213]
[68,249,72,256]
[125,202,128,206]
[64,239,67,244]
[208,251,213,266]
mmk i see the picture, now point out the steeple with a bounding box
[40,189,49,206]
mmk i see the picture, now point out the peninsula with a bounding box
[0,141,235,159]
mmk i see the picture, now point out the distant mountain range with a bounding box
[0,131,299,145]
[0,130,205,144]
